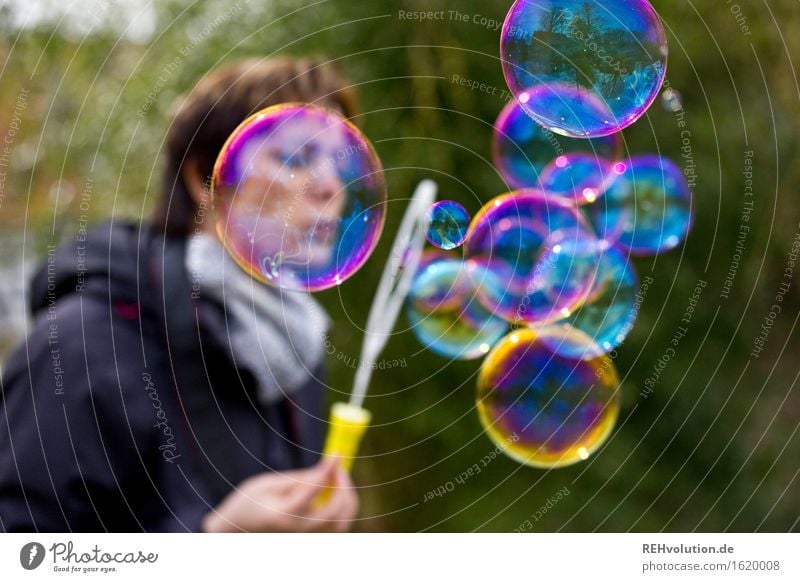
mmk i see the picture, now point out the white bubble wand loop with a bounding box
[351,179,437,408]
[318,180,437,491]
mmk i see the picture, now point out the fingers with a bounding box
[305,466,359,532]
[331,467,359,532]
[242,471,294,495]
[206,460,359,533]
[283,456,339,513]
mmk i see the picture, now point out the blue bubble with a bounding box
[537,245,640,358]
[501,0,668,137]
[426,201,471,250]
[590,155,693,255]
[493,99,622,189]
[407,258,508,360]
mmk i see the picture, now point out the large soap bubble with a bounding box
[464,191,598,326]
[407,258,508,360]
[476,327,620,468]
[590,155,692,255]
[493,99,621,190]
[213,103,387,292]
[501,0,668,137]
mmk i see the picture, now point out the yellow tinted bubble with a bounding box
[476,327,620,468]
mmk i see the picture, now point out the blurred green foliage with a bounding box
[1,0,799,531]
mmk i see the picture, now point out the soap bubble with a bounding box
[213,103,387,292]
[501,0,668,137]
[407,258,508,360]
[417,248,453,271]
[493,99,622,189]
[539,152,616,205]
[476,327,620,467]
[590,155,692,255]
[537,245,640,358]
[426,201,471,250]
[464,191,598,326]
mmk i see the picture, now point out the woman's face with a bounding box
[221,115,349,271]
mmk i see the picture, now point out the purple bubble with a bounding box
[540,152,616,205]
[213,104,386,292]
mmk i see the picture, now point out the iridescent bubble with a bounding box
[590,155,692,255]
[416,248,453,271]
[476,327,620,468]
[426,201,471,250]
[537,245,640,358]
[212,103,386,292]
[493,99,622,189]
[464,191,598,326]
[501,0,669,137]
[539,152,616,205]
[407,258,508,360]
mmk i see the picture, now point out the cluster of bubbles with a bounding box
[407,0,691,469]
[209,1,688,472]
[212,103,387,292]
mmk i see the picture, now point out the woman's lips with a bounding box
[305,217,339,246]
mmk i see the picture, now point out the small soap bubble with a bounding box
[426,201,471,250]
[661,88,684,113]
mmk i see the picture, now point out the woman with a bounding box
[0,58,359,532]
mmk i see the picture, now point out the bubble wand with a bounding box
[320,180,437,475]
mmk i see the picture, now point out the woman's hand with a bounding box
[201,457,359,532]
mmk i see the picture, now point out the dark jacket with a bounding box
[0,221,325,532]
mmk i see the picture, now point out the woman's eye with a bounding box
[281,144,318,168]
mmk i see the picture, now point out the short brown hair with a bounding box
[152,57,359,236]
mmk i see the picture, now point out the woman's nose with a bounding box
[310,172,345,206]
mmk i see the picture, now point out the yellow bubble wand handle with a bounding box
[315,403,371,506]
[322,402,372,470]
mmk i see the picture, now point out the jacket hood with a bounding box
[29,220,151,314]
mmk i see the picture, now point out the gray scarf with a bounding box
[185,233,329,406]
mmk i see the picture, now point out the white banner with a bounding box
[1,534,799,581]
